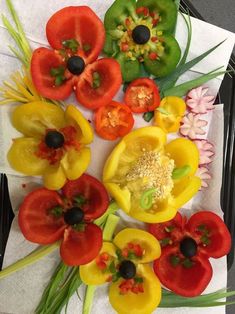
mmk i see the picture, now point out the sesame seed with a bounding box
[125,151,174,200]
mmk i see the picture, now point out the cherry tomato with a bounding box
[124,78,160,113]
[94,101,134,141]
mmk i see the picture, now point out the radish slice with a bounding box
[180,113,208,139]
[194,139,215,165]
[196,167,212,189]
[186,86,215,114]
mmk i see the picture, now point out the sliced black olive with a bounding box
[45,131,64,149]
[64,207,85,225]
[67,56,85,75]
[180,237,198,258]
[132,25,150,45]
[119,260,136,279]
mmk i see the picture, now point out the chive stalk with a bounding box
[0,242,60,279]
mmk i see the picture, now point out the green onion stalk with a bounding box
[144,12,230,122]
[1,0,64,107]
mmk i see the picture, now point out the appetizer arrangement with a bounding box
[0,0,234,313]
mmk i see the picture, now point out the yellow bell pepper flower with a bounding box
[103,126,201,223]
[7,101,93,190]
[154,96,186,133]
[80,228,162,314]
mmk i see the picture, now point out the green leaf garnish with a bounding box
[170,255,180,266]
[0,242,59,280]
[50,206,63,218]
[92,72,101,89]
[134,277,144,283]
[172,165,191,179]
[165,226,175,233]
[2,0,32,67]
[73,223,86,232]
[182,258,193,269]
[157,107,169,115]
[143,111,154,122]
[160,237,172,247]
[62,39,79,52]
[163,67,229,97]
[140,188,157,210]
[112,272,121,282]
[50,66,66,86]
[109,261,116,274]
[74,195,87,206]
[83,44,91,52]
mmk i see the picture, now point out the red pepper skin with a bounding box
[149,211,231,297]
[75,58,122,110]
[18,174,109,265]
[46,6,105,64]
[124,78,160,113]
[31,7,122,109]
[94,100,134,141]
[153,245,213,297]
[62,173,109,221]
[31,48,73,100]
[186,211,231,258]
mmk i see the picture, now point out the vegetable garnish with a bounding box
[154,96,186,133]
[180,112,208,139]
[172,165,191,180]
[104,0,181,81]
[18,174,109,266]
[103,127,201,223]
[186,86,215,114]
[124,77,160,113]
[148,211,231,297]
[30,6,122,109]
[140,188,157,209]
[80,228,161,314]
[94,100,134,141]
[35,210,120,314]
[7,103,93,190]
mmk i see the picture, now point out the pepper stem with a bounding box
[0,242,60,279]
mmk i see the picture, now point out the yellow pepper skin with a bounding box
[80,228,161,314]
[8,101,93,190]
[103,127,201,223]
[154,96,186,133]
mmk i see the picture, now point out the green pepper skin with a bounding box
[104,0,138,30]
[144,35,181,77]
[136,0,177,34]
[103,33,119,56]
[116,53,140,82]
[103,0,181,81]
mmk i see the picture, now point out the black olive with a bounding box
[45,131,64,149]
[64,207,84,225]
[67,56,85,75]
[180,237,198,258]
[119,260,136,279]
[132,25,150,45]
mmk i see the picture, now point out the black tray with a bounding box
[180,0,235,270]
[0,0,235,271]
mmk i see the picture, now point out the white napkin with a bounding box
[0,0,234,313]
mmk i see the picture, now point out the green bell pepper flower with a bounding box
[103,0,181,81]
[144,35,181,77]
[136,0,178,34]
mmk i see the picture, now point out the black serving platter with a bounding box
[180,0,235,270]
[0,0,235,271]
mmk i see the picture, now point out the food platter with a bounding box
[0,0,235,313]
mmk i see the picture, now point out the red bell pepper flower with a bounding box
[148,211,231,297]
[18,174,109,266]
[30,6,122,109]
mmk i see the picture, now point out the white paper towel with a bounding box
[0,0,234,313]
